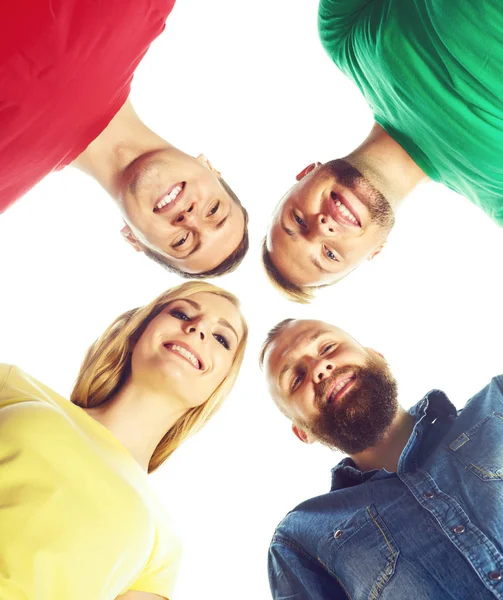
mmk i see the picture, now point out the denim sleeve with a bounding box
[268,538,348,600]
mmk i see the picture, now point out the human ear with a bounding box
[120,224,142,252]
[368,240,387,261]
[196,154,222,177]
[295,162,322,182]
[292,424,315,444]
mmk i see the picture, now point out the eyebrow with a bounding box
[311,257,332,274]
[181,239,201,259]
[175,300,239,338]
[218,317,239,340]
[216,215,229,230]
[278,328,332,389]
[177,298,201,310]
[280,217,299,241]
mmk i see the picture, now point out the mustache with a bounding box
[314,365,359,408]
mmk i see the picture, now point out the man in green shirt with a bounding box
[263,0,503,302]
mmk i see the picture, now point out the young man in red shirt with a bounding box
[0,0,248,277]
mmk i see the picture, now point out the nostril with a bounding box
[327,365,333,370]
[317,373,323,380]
[189,327,196,333]
[321,217,326,224]
[200,332,205,340]
[187,205,193,213]
[176,215,184,223]
[329,228,334,233]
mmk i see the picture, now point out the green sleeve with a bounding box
[318,0,376,61]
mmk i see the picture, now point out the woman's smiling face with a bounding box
[131,292,245,408]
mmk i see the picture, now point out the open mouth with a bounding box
[163,342,203,370]
[326,373,357,404]
[328,192,361,227]
[153,182,186,213]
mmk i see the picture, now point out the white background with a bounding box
[1,0,502,598]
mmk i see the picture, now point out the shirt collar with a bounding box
[330,389,458,491]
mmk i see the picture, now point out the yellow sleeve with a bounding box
[128,527,181,599]
[0,364,16,407]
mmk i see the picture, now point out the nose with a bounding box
[311,357,334,383]
[315,213,335,235]
[175,202,198,224]
[182,319,207,341]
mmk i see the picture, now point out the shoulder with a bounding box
[272,488,343,556]
[464,375,503,413]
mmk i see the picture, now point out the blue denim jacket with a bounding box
[268,376,503,600]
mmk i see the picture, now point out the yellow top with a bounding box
[0,364,181,600]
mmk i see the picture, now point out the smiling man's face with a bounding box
[266,160,395,287]
[263,319,398,454]
[119,151,246,274]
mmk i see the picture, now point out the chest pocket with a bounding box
[448,412,503,481]
[317,504,399,600]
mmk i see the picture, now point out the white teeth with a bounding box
[167,344,200,369]
[334,199,357,223]
[331,377,353,397]
[155,184,183,211]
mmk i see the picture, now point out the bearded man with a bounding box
[261,318,503,599]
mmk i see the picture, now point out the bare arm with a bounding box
[116,591,167,600]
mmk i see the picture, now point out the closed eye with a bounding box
[213,333,230,350]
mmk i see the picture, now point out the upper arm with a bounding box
[268,538,348,600]
[116,591,167,600]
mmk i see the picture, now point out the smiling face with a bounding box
[266,160,395,287]
[263,319,398,455]
[119,151,246,274]
[131,292,245,409]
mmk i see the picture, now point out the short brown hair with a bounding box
[144,178,249,278]
[261,238,315,304]
[259,318,295,369]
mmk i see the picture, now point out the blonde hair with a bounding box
[71,281,248,473]
[261,237,315,304]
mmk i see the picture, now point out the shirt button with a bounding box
[489,571,502,581]
[453,525,465,534]
[423,491,434,499]
[334,530,343,539]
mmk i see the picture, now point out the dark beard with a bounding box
[324,159,395,230]
[303,356,398,455]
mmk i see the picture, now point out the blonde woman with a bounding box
[0,281,247,600]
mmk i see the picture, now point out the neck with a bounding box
[72,99,171,198]
[83,379,186,472]
[344,122,428,211]
[350,407,415,473]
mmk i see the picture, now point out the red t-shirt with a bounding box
[0,0,176,214]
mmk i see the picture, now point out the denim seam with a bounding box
[272,534,353,597]
[469,463,503,479]
[272,534,322,569]
[317,557,354,600]
[367,507,398,600]
[409,469,503,592]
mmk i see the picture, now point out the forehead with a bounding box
[265,320,345,369]
[175,292,244,337]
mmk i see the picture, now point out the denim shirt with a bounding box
[268,376,503,600]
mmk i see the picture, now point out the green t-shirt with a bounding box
[318,0,503,225]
